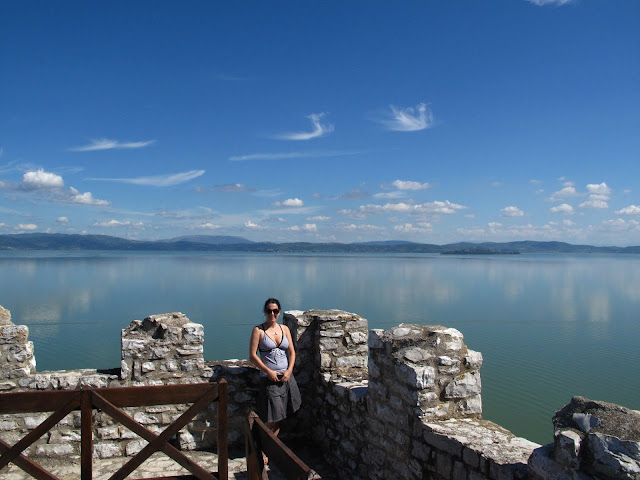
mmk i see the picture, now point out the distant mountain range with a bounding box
[1,233,639,254]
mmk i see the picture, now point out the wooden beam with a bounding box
[0,439,63,480]
[0,392,81,470]
[91,391,215,480]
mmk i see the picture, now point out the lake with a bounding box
[1,251,638,445]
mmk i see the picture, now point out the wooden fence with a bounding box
[0,381,228,480]
[245,411,320,480]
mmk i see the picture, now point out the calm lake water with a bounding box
[1,251,639,445]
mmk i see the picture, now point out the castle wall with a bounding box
[1,305,637,479]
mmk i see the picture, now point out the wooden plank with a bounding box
[250,413,320,480]
[107,386,220,480]
[0,383,216,414]
[0,392,81,470]
[81,388,93,480]
[216,379,228,480]
[95,383,218,408]
[91,392,215,480]
[0,390,80,414]
[245,413,268,480]
[0,439,63,480]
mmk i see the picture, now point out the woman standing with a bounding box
[249,298,301,437]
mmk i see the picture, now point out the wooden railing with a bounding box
[245,411,320,480]
[0,381,228,480]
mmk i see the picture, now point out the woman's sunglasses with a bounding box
[266,308,280,315]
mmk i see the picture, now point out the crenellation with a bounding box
[1,304,638,479]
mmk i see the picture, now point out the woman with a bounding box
[249,298,301,438]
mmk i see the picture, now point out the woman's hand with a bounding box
[280,370,292,382]
[266,369,280,383]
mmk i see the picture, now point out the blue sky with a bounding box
[1,1,639,245]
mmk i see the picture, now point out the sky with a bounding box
[1,1,639,246]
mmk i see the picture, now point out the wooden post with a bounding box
[81,387,93,480]
[217,379,228,480]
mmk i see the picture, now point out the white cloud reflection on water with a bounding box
[1,251,639,444]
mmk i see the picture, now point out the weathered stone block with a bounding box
[93,443,122,459]
[126,439,148,456]
[554,429,582,468]
[397,363,436,390]
[445,371,482,399]
[36,443,75,457]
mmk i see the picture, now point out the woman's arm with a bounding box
[281,324,296,382]
[249,327,280,382]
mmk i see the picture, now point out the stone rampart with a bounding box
[1,305,638,479]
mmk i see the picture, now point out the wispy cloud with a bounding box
[275,113,334,140]
[393,222,432,234]
[380,103,434,132]
[195,183,257,193]
[229,150,359,161]
[391,179,431,190]
[273,198,304,207]
[93,219,144,228]
[340,200,466,217]
[89,170,205,187]
[526,0,573,6]
[69,138,156,152]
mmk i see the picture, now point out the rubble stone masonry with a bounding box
[1,305,638,479]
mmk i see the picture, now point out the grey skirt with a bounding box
[257,374,302,423]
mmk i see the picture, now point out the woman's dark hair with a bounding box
[263,298,281,313]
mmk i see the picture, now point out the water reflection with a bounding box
[0,252,639,444]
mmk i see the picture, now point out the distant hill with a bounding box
[0,233,639,254]
[162,235,254,245]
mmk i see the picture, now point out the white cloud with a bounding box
[308,216,330,221]
[67,187,111,206]
[276,113,334,140]
[229,150,357,161]
[381,103,434,132]
[22,169,64,190]
[393,222,432,233]
[196,222,220,230]
[338,223,385,231]
[90,170,205,187]
[579,199,608,209]
[550,203,575,214]
[373,191,405,199]
[341,200,466,218]
[57,217,69,223]
[586,182,611,195]
[615,205,640,215]
[598,218,640,232]
[526,0,573,6]
[501,206,525,217]
[274,198,304,207]
[69,138,156,152]
[488,222,502,228]
[391,180,431,190]
[286,224,317,232]
[94,220,131,227]
[244,220,264,230]
[549,186,580,201]
[17,223,38,230]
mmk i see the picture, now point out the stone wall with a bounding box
[1,305,638,480]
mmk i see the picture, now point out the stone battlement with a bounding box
[1,305,638,479]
